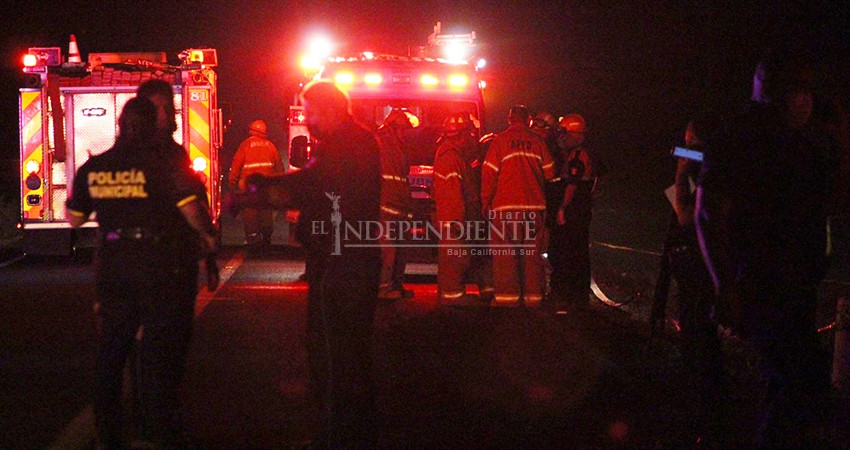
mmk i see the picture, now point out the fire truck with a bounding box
[288,23,486,254]
[18,40,222,255]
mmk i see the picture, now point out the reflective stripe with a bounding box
[492,204,546,211]
[435,171,462,181]
[382,174,407,182]
[484,161,500,172]
[243,162,274,169]
[542,162,554,169]
[440,291,465,299]
[502,151,542,163]
[493,294,520,306]
[176,195,198,208]
[480,287,494,294]
[381,205,403,216]
[67,209,86,218]
[524,295,543,303]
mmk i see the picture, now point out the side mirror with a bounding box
[289,135,310,168]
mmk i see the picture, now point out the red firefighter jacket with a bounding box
[434,137,478,224]
[229,136,284,191]
[481,123,555,212]
[376,127,411,218]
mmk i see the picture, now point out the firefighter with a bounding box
[548,114,607,307]
[228,119,284,246]
[434,112,494,305]
[376,110,416,300]
[66,98,217,449]
[481,105,555,307]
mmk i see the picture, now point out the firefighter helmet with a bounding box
[381,110,419,130]
[533,112,557,130]
[443,112,474,136]
[508,105,531,126]
[248,119,268,137]
[559,114,586,133]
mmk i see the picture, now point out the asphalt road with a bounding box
[0,212,847,449]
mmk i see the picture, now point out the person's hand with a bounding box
[201,232,218,254]
[557,209,566,226]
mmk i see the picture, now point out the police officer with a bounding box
[376,110,416,300]
[547,114,606,308]
[233,81,382,448]
[434,112,494,305]
[66,98,216,449]
[229,119,284,246]
[137,79,190,168]
[696,48,838,448]
[482,105,555,307]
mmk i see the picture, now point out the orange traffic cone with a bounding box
[68,34,82,64]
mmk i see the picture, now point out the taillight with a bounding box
[25,160,40,175]
[192,157,208,173]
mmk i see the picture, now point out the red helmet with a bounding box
[442,112,474,136]
[559,114,586,133]
[248,119,268,136]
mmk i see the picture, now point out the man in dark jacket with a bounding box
[232,81,382,448]
[696,48,838,448]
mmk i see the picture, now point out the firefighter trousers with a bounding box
[489,210,546,307]
[241,207,274,245]
[379,213,409,293]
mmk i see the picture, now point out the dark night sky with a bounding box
[2,1,848,207]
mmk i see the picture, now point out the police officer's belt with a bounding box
[104,227,162,242]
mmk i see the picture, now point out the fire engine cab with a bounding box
[288,23,486,253]
[18,40,222,255]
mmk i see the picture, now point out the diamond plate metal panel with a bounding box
[52,188,67,220]
[51,161,66,185]
[72,93,118,170]
[174,93,184,145]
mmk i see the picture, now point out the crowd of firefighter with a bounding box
[230,105,606,310]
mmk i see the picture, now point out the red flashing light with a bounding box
[23,54,38,68]
[420,74,439,86]
[335,72,355,85]
[448,74,468,88]
[364,73,383,86]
